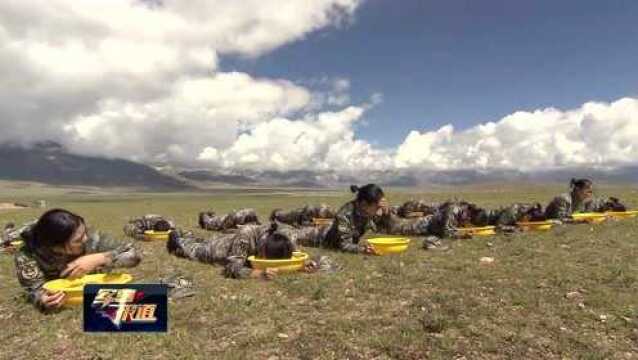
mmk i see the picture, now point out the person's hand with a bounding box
[376,198,391,216]
[304,260,320,273]
[61,253,109,278]
[363,244,379,255]
[250,268,278,280]
[41,291,66,309]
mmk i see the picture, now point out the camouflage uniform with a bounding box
[2,220,37,246]
[199,208,260,232]
[396,200,438,218]
[167,224,336,279]
[14,228,141,311]
[289,201,438,253]
[289,200,376,253]
[374,213,433,236]
[544,193,626,220]
[419,201,468,239]
[269,204,336,227]
[123,214,175,240]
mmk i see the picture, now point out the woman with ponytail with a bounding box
[14,209,141,311]
[544,178,627,220]
[167,221,335,280]
[289,184,387,254]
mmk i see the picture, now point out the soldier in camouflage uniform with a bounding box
[396,200,438,218]
[2,220,37,247]
[269,204,336,227]
[545,178,627,220]
[291,185,398,254]
[14,209,141,311]
[167,222,338,279]
[422,201,546,239]
[123,214,175,240]
[198,208,260,232]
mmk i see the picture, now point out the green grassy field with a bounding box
[1,184,637,359]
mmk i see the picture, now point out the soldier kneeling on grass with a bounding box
[123,214,175,240]
[198,208,260,232]
[167,222,338,280]
[269,204,336,228]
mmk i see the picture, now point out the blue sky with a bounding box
[221,0,638,148]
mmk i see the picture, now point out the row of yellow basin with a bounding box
[31,210,638,307]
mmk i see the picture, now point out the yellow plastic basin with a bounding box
[571,213,608,224]
[312,218,333,227]
[455,226,496,237]
[517,221,554,232]
[367,237,411,255]
[248,251,309,273]
[605,210,638,219]
[405,212,424,218]
[43,273,133,306]
[144,230,170,241]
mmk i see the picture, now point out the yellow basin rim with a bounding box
[248,251,309,272]
[43,273,133,306]
[143,230,170,241]
[367,237,410,255]
[605,210,638,219]
[571,213,608,223]
[517,221,554,231]
[455,226,496,236]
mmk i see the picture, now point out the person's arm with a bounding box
[223,234,257,279]
[88,231,141,269]
[14,251,53,311]
[334,213,365,253]
[544,196,572,221]
[440,207,461,238]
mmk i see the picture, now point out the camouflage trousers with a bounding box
[376,215,434,236]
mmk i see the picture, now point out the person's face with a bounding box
[61,223,88,256]
[361,197,385,217]
[575,185,593,202]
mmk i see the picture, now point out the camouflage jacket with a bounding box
[373,213,432,236]
[396,200,438,218]
[200,208,260,231]
[322,201,377,253]
[544,193,624,219]
[172,223,331,279]
[490,203,545,226]
[269,204,336,227]
[123,214,175,240]
[15,229,141,311]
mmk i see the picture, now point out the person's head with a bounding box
[526,203,546,221]
[350,184,385,216]
[317,204,334,218]
[468,204,490,226]
[570,178,593,202]
[261,223,294,259]
[31,209,87,256]
[154,219,172,232]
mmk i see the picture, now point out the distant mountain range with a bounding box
[0,142,191,190]
[0,142,635,190]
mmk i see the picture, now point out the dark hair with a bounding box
[261,222,293,259]
[570,178,593,191]
[350,184,385,204]
[154,219,172,232]
[31,209,85,248]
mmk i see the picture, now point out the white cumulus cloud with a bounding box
[394,97,638,171]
